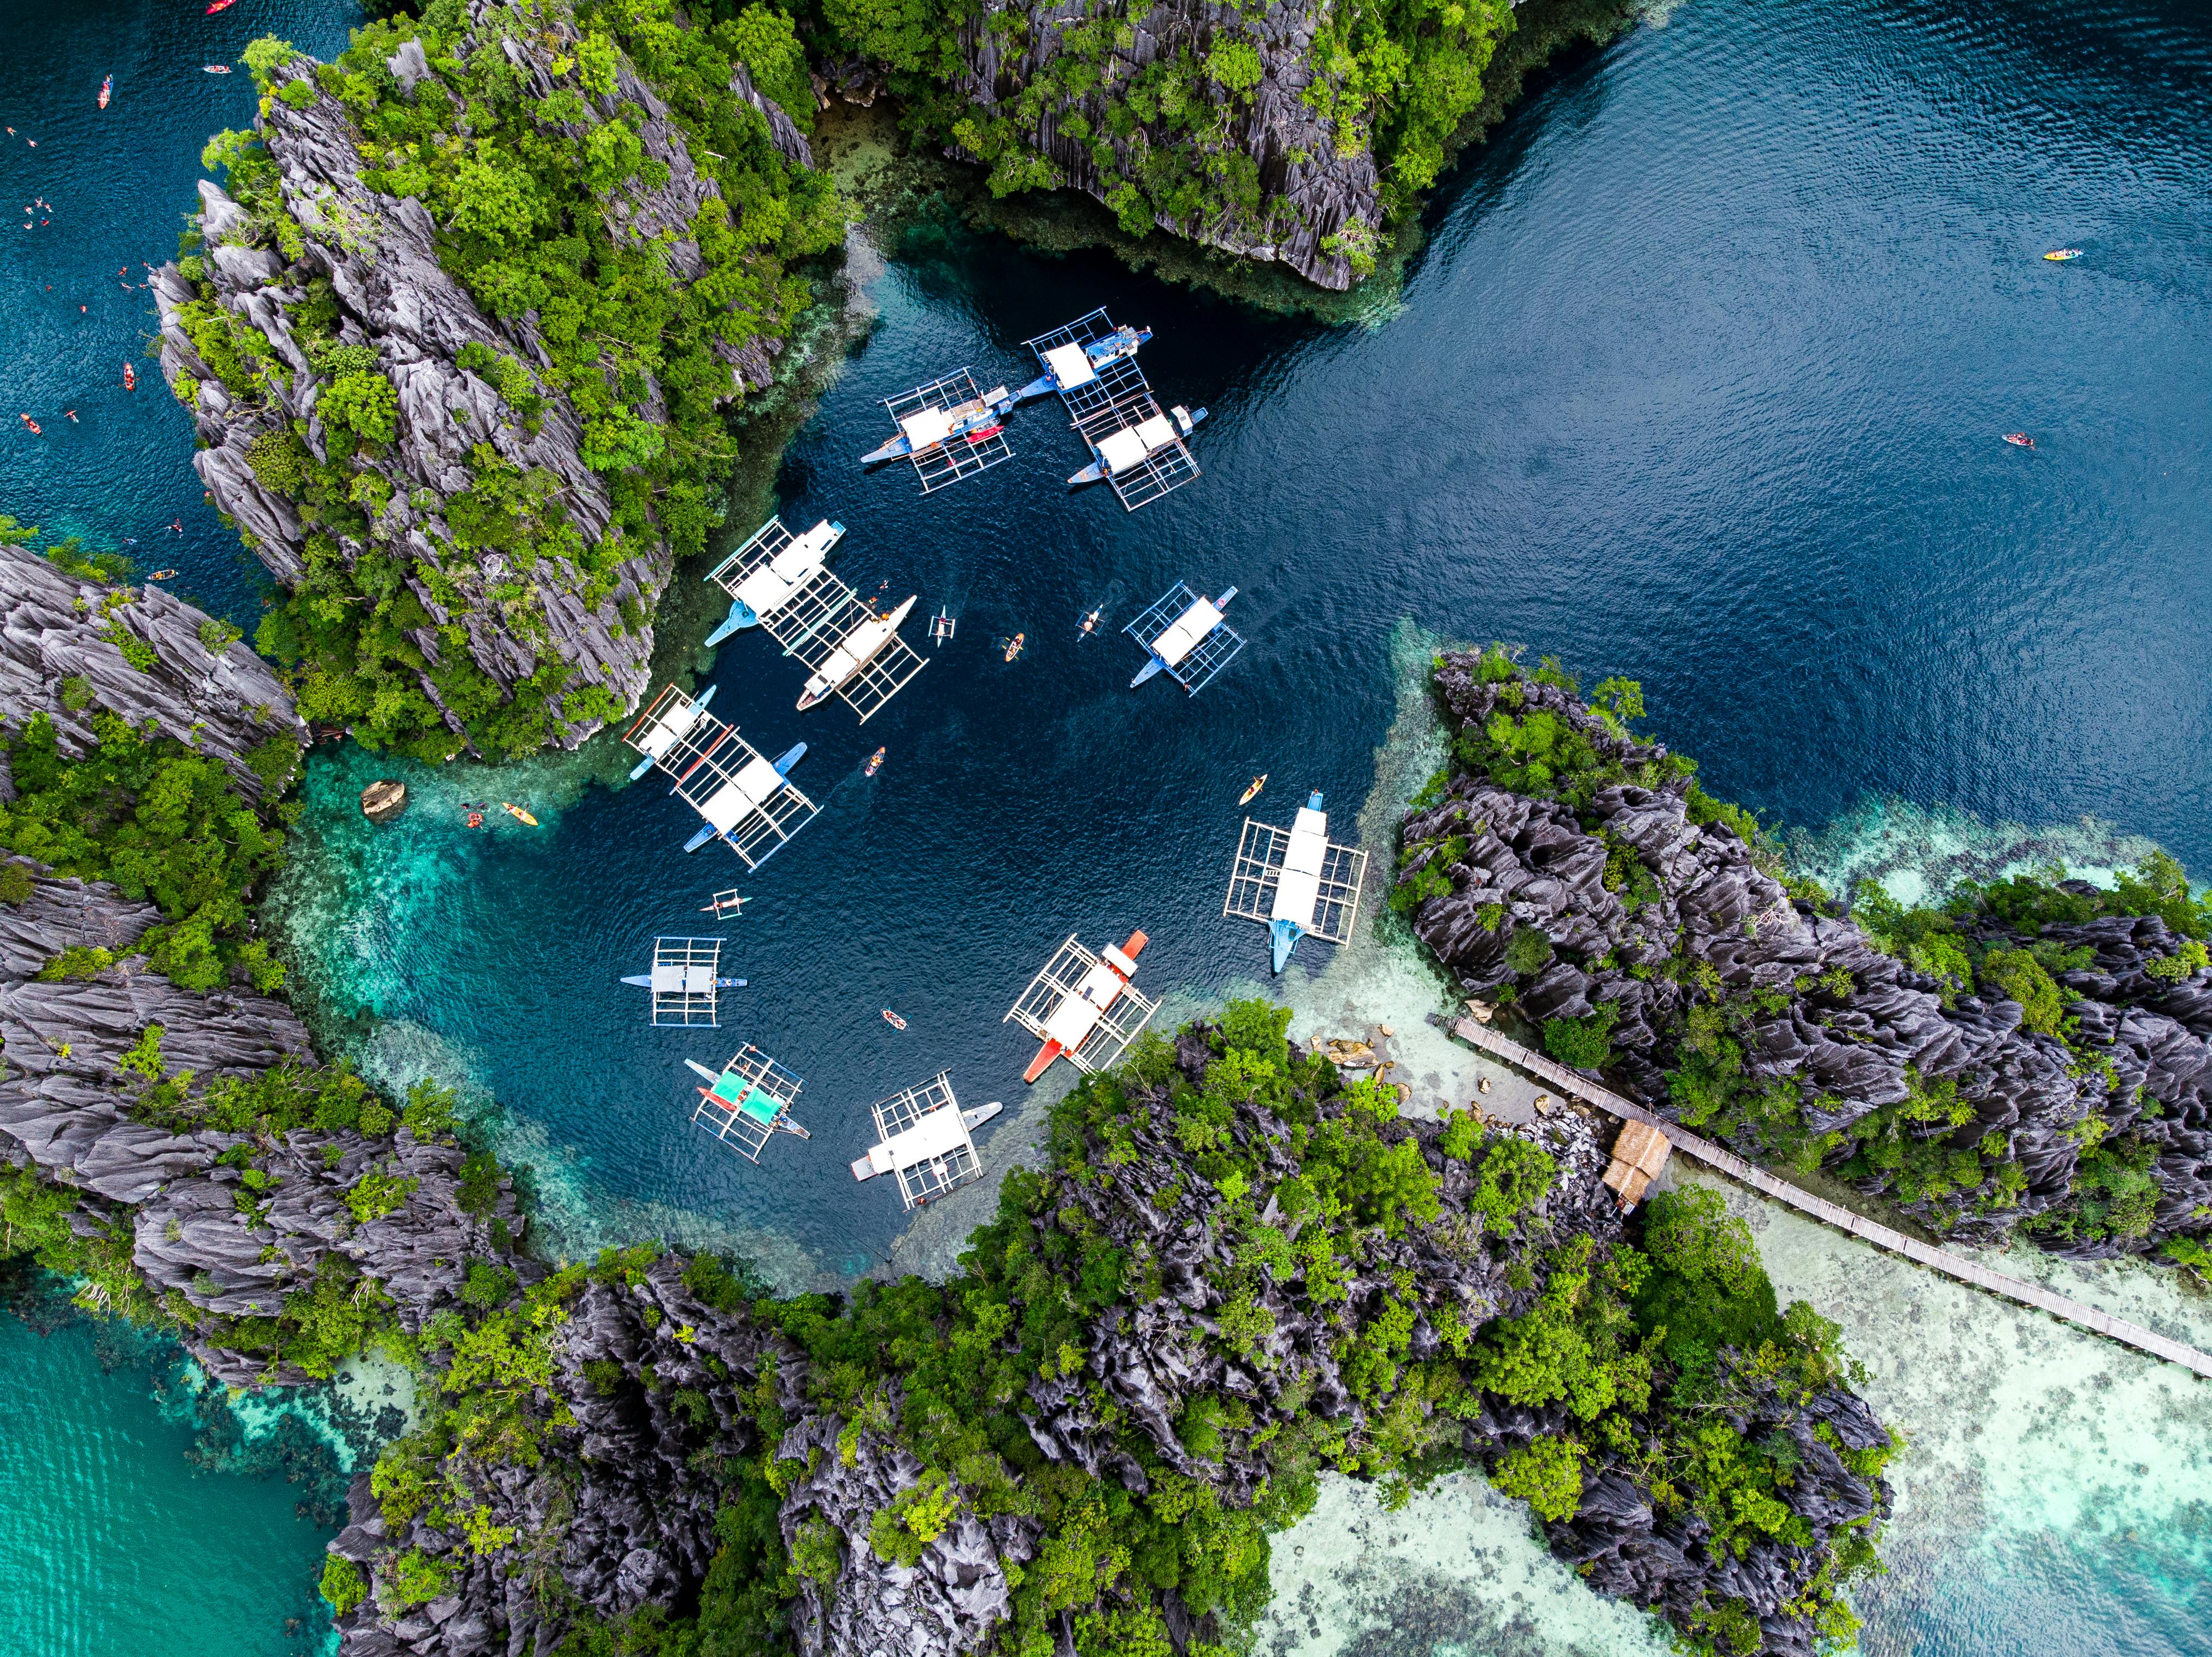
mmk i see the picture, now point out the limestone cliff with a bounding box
[1396,650,2212,1256]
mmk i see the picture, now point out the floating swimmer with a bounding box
[63,409,76,421]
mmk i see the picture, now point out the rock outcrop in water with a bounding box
[331,1018,1888,1657]
[1394,649,2212,1258]
[152,4,823,758]
[0,541,305,798]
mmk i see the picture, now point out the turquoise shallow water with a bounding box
[0,1274,345,1657]
[6,0,2212,1650]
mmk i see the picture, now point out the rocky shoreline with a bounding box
[1392,647,2212,1263]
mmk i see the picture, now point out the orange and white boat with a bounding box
[122,362,136,391]
[1004,930,1157,1083]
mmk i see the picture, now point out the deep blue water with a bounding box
[6,0,2212,1650]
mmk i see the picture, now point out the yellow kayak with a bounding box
[1240,773,1267,806]
[2043,248,2083,261]
[502,802,538,826]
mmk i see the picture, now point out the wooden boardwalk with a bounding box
[1450,1017,2212,1382]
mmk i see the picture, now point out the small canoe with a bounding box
[1240,773,1267,806]
[2002,432,2034,448]
[864,746,885,777]
[98,77,112,110]
[1003,632,1024,663]
[19,414,39,434]
[149,568,179,580]
[205,0,237,14]
[501,802,539,826]
[2043,249,2083,261]
[882,1009,907,1030]
[122,363,136,390]
[202,64,232,74]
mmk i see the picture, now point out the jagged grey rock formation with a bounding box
[1396,652,2212,1255]
[0,853,526,1384]
[150,4,810,750]
[950,0,1384,289]
[0,542,304,797]
[328,1031,1885,1657]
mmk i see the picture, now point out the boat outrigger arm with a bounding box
[628,683,715,782]
[1012,324,1151,404]
[704,518,845,647]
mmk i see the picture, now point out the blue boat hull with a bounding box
[1269,918,1304,974]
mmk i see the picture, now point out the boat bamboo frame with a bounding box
[1003,935,1161,1074]
[1223,819,1368,945]
[1023,309,1202,512]
[760,577,929,724]
[881,369,1016,493]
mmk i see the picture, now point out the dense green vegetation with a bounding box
[827,0,1519,277]
[1415,646,2212,1275]
[192,2,843,759]
[367,1001,1888,1655]
[0,1053,473,1382]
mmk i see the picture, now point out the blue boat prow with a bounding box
[704,598,760,646]
[772,742,806,775]
[1269,918,1304,974]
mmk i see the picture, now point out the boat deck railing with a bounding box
[649,935,725,1027]
[1447,1016,2212,1382]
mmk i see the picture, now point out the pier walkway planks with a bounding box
[1449,1016,2212,1382]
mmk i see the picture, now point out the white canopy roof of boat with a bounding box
[1134,412,1176,450]
[634,694,705,760]
[1151,596,1225,667]
[1044,958,1126,1046]
[1270,805,1331,926]
[865,1102,969,1174]
[700,754,789,832]
[1044,342,1096,390]
[651,957,716,994]
[899,406,955,449]
[1096,425,1149,475]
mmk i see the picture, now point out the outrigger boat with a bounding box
[2043,248,2083,261]
[1068,404,1208,491]
[622,937,745,1026]
[704,520,842,646]
[706,515,928,722]
[631,684,715,780]
[862,382,1015,466]
[796,596,920,712]
[1011,322,1150,404]
[850,1070,1003,1209]
[1223,790,1370,973]
[864,369,1017,493]
[930,607,956,647]
[686,1047,810,1164]
[1126,583,1244,695]
[1005,930,1158,1082]
[1022,309,1205,510]
[623,683,819,867]
[700,889,748,916]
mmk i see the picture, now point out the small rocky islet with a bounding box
[2,2,2207,1656]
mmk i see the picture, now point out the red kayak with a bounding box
[205,0,237,14]
[122,362,136,391]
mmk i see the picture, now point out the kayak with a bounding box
[1240,773,1267,806]
[205,0,237,14]
[122,363,135,391]
[98,77,112,110]
[2002,433,2034,448]
[149,568,179,580]
[501,802,539,826]
[882,1009,907,1030]
[202,64,232,74]
[1078,607,1101,638]
[864,746,885,777]
[1003,632,1024,663]
[2043,249,2083,262]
